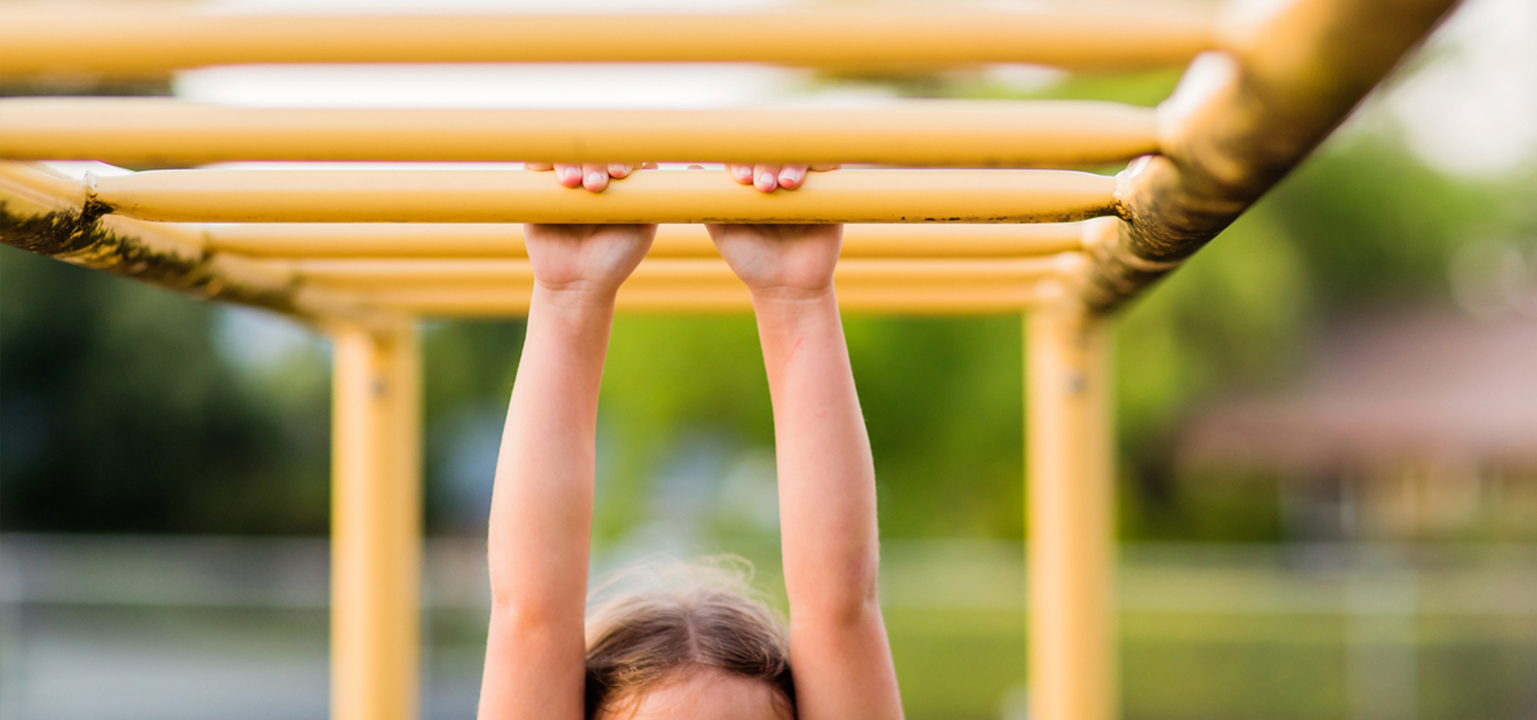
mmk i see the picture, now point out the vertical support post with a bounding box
[1026,298,1114,720]
[331,319,423,720]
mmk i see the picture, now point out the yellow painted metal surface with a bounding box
[362,283,1052,316]
[0,6,1215,77]
[0,98,1159,168]
[282,257,1068,287]
[89,169,1120,224]
[331,321,423,720]
[1026,297,1116,720]
[203,223,1088,258]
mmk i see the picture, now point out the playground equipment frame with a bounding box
[0,0,1460,717]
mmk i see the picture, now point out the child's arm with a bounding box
[709,179,905,720]
[477,209,656,720]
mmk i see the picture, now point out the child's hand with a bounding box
[726,163,840,193]
[707,223,842,298]
[525,224,657,297]
[710,163,842,298]
[524,161,658,297]
[526,161,654,193]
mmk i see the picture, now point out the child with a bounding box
[477,162,904,720]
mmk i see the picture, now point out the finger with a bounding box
[525,161,554,172]
[555,163,583,188]
[809,163,841,172]
[777,164,807,190]
[608,162,634,179]
[641,161,660,170]
[687,164,706,170]
[728,163,754,185]
[582,163,609,192]
[753,163,782,193]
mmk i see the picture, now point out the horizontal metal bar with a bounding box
[0,6,1216,77]
[203,223,1087,259]
[90,169,1120,224]
[1082,0,1461,312]
[0,98,1158,168]
[0,161,375,325]
[356,283,1055,317]
[279,257,1070,287]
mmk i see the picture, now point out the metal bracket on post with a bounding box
[330,318,423,720]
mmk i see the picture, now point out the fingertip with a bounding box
[729,164,754,185]
[608,162,633,179]
[525,161,553,172]
[584,170,610,192]
[778,165,805,190]
[556,164,583,188]
[754,171,778,193]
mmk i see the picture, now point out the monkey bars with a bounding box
[0,1,1462,719]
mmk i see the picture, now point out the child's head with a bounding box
[584,558,795,720]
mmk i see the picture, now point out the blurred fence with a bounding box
[3,535,1535,720]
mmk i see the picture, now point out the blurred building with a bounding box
[1179,309,1537,539]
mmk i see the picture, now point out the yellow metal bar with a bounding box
[0,161,375,324]
[280,257,1068,288]
[0,98,1158,168]
[360,283,1052,316]
[89,169,1119,224]
[331,319,422,720]
[1085,0,1461,312]
[1026,293,1115,720]
[0,6,1215,77]
[203,223,1087,259]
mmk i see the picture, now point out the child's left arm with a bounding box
[710,164,904,720]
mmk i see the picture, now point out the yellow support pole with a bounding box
[87,169,1119,224]
[331,320,423,720]
[0,98,1158,168]
[0,6,1215,77]
[203,223,1087,259]
[1026,292,1115,720]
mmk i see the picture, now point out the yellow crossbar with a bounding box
[280,257,1068,287]
[0,98,1158,168]
[357,283,1054,316]
[89,169,1121,224]
[203,223,1088,259]
[0,6,1216,77]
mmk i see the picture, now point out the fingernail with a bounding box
[587,171,604,187]
[781,168,803,185]
[561,167,579,183]
[758,172,777,191]
[735,166,752,180]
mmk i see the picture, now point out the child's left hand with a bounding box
[526,161,657,193]
[726,163,840,193]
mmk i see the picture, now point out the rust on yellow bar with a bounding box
[0,161,374,324]
[278,257,1069,288]
[0,6,1215,77]
[1025,290,1116,720]
[203,223,1087,258]
[0,98,1159,168]
[358,283,1052,316]
[331,319,423,720]
[1085,0,1461,312]
[89,169,1120,224]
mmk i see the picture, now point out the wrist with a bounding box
[750,285,839,327]
[531,282,619,314]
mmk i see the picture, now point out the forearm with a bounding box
[487,285,616,620]
[753,289,882,620]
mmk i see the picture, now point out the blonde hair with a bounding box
[583,557,795,719]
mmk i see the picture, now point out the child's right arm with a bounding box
[477,202,656,720]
